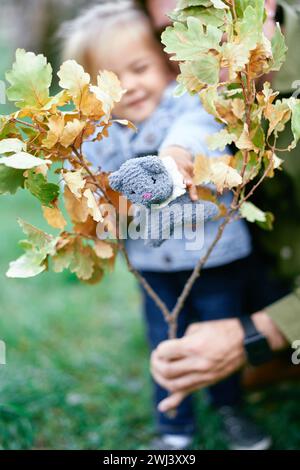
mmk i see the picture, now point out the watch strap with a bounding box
[240,315,260,338]
[239,315,273,366]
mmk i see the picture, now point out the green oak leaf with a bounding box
[240,201,274,230]
[69,240,95,281]
[233,151,260,182]
[237,2,265,51]
[252,125,265,150]
[270,24,288,72]
[170,6,228,28]
[257,211,274,230]
[6,49,52,109]
[17,218,58,256]
[210,0,228,9]
[289,100,300,149]
[190,54,220,86]
[200,86,226,123]
[175,62,206,96]
[0,166,25,195]
[0,152,51,169]
[207,128,236,150]
[25,171,59,207]
[6,220,59,278]
[235,0,250,18]
[52,244,74,273]
[6,251,47,278]
[162,18,222,61]
[177,0,212,8]
[0,138,25,154]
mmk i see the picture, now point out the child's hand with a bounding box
[159,146,198,201]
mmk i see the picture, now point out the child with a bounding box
[59,1,269,451]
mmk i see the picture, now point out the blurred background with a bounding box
[0,0,299,450]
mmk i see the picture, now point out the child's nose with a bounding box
[121,75,136,92]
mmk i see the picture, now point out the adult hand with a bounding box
[150,312,287,413]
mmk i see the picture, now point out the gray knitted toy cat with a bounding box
[108,155,219,247]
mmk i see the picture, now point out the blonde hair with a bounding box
[58,1,155,80]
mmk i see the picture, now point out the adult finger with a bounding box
[157,391,188,413]
[151,355,207,380]
[153,370,214,394]
[185,322,202,335]
[153,338,188,360]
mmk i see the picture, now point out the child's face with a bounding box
[92,28,172,123]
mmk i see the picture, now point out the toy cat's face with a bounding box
[109,156,174,208]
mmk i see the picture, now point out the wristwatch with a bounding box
[239,315,273,366]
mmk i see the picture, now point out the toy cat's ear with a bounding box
[141,157,163,174]
[108,171,123,192]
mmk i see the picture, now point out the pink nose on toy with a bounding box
[142,192,152,200]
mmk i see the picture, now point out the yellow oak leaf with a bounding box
[221,42,250,80]
[248,38,272,80]
[42,205,67,230]
[231,99,245,121]
[194,154,241,193]
[90,71,125,123]
[264,101,291,137]
[84,262,104,285]
[74,216,97,238]
[196,186,218,203]
[235,124,257,151]
[264,150,284,177]
[60,119,86,148]
[94,240,114,259]
[63,169,85,198]
[64,186,89,223]
[83,188,104,222]
[79,85,105,119]
[70,241,95,281]
[57,60,90,100]
[210,161,242,193]
[82,121,96,140]
[193,153,212,185]
[215,100,238,125]
[43,115,65,149]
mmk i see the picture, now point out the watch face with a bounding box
[244,334,273,366]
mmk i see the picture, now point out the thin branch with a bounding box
[169,213,232,338]
[167,64,260,338]
[118,241,171,322]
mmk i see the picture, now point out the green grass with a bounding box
[0,191,299,450]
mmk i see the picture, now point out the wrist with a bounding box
[252,311,288,352]
[225,318,247,365]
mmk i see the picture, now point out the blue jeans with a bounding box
[140,256,252,437]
